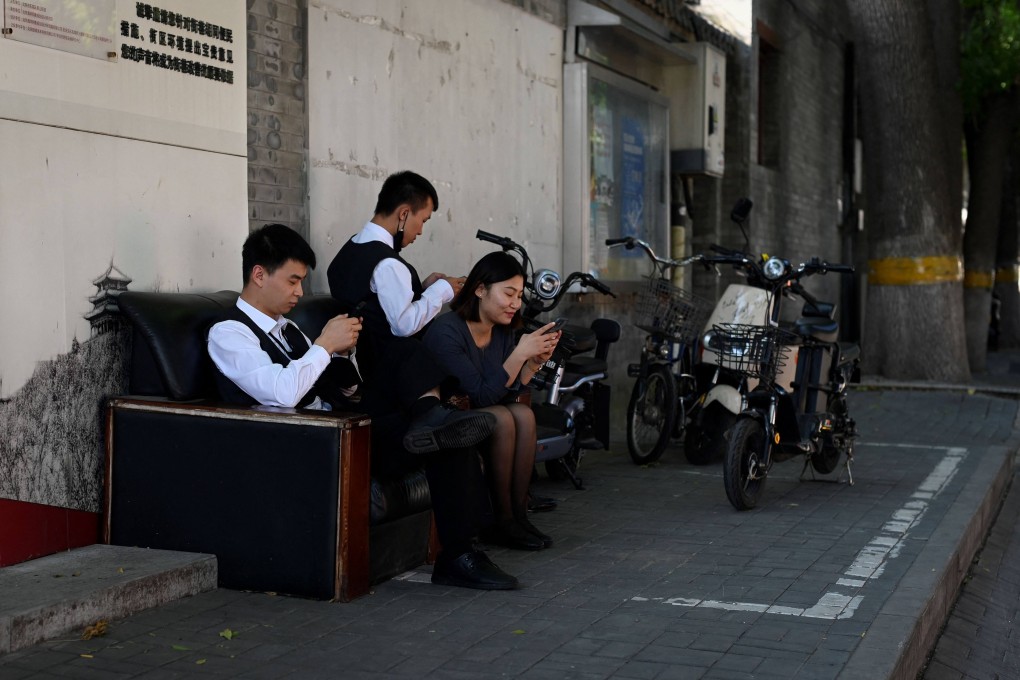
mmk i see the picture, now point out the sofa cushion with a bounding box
[118,290,238,400]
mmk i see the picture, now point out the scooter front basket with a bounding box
[710,323,796,385]
[635,277,712,344]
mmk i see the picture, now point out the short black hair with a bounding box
[451,251,526,327]
[241,223,316,286]
[374,170,439,216]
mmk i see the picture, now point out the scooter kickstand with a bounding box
[799,457,815,482]
[556,459,585,491]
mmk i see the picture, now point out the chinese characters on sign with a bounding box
[2,0,116,61]
[120,2,234,84]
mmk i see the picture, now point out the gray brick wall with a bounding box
[739,0,850,306]
[247,0,308,238]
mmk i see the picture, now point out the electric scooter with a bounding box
[476,230,619,489]
[692,202,860,510]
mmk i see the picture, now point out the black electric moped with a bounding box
[705,244,860,510]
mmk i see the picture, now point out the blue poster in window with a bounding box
[621,117,645,239]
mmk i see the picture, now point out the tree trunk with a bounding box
[995,138,1020,348]
[925,0,963,246]
[846,1,969,380]
[963,91,1018,371]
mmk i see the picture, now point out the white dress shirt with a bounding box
[352,221,454,337]
[208,297,332,409]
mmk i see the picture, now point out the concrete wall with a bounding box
[305,0,564,293]
[0,0,247,515]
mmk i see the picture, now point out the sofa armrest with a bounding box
[103,398,371,601]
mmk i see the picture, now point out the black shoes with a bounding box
[517,515,553,549]
[431,550,519,590]
[527,495,558,513]
[483,519,545,551]
[403,404,496,454]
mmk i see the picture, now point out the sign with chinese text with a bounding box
[3,0,116,61]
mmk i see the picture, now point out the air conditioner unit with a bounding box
[665,42,726,177]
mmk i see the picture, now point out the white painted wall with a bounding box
[0,0,247,398]
[306,0,563,291]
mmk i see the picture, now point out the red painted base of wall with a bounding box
[0,498,99,567]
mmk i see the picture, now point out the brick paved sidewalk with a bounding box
[923,464,1020,680]
[0,389,1017,680]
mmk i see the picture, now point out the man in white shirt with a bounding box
[208,223,362,409]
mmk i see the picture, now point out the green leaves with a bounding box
[961,0,1020,111]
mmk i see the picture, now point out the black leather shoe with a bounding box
[527,495,558,513]
[517,515,553,549]
[403,405,496,454]
[482,519,545,551]
[431,550,519,590]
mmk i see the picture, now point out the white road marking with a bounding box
[634,446,967,620]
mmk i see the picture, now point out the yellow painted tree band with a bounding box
[996,265,1019,283]
[963,270,994,289]
[868,256,963,285]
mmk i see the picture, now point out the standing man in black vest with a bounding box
[328,171,526,589]
[210,223,517,590]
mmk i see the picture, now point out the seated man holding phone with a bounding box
[423,251,561,551]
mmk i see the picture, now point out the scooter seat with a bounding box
[802,300,835,319]
[563,324,597,353]
[795,316,838,343]
[564,356,607,377]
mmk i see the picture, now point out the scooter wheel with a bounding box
[626,365,676,465]
[684,402,734,466]
[723,417,768,510]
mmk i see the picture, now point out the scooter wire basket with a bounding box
[635,277,712,344]
[711,323,796,385]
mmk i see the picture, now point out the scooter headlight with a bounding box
[763,257,787,281]
[533,269,561,300]
[705,328,749,356]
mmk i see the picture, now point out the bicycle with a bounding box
[605,237,712,465]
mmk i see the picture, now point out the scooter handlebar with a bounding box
[802,258,855,275]
[605,237,632,247]
[584,276,614,297]
[476,229,516,249]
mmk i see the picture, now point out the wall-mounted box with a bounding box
[665,42,726,177]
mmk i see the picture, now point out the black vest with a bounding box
[211,306,359,409]
[327,237,425,377]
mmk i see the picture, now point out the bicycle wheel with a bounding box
[626,364,677,465]
[723,417,769,510]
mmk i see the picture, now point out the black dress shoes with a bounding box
[517,515,553,549]
[431,550,519,590]
[482,519,545,551]
[403,404,496,454]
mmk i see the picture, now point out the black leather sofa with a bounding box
[103,290,434,601]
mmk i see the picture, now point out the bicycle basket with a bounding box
[635,277,712,344]
[710,323,797,385]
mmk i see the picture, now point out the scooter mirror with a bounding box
[730,198,753,225]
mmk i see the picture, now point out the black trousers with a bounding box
[359,335,489,556]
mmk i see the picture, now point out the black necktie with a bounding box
[281,321,310,359]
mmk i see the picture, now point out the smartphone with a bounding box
[545,317,567,334]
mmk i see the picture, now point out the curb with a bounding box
[0,544,216,655]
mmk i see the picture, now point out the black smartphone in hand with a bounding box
[545,317,567,334]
